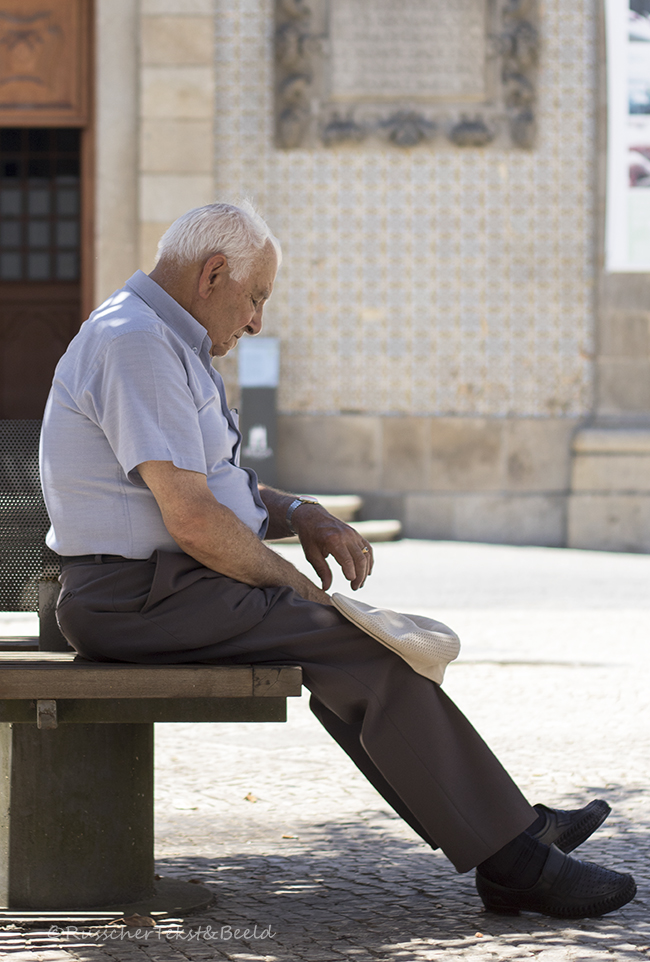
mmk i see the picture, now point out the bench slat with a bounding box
[0,696,289,723]
[0,663,302,699]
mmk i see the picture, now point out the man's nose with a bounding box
[246,307,264,336]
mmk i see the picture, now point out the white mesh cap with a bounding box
[331,593,461,686]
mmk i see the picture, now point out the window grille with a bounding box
[0,128,81,283]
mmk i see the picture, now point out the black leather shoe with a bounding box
[476,844,636,918]
[530,799,611,852]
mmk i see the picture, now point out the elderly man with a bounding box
[40,203,635,919]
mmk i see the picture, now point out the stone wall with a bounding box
[90,0,650,551]
[277,414,577,544]
[206,0,598,545]
[212,0,597,425]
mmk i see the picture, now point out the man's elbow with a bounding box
[161,499,218,555]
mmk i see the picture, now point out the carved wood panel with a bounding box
[0,0,89,125]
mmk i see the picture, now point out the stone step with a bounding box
[348,518,402,542]
[309,494,363,522]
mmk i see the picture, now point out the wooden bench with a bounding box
[0,651,302,914]
[0,421,303,914]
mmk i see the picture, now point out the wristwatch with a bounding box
[286,496,320,535]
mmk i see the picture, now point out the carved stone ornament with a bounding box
[274,0,538,150]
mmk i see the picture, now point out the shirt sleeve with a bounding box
[77,330,208,485]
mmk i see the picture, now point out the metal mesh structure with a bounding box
[0,420,59,611]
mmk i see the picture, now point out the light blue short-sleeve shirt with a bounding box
[40,270,268,557]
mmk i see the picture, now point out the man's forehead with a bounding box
[251,244,278,292]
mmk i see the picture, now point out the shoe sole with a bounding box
[477,873,636,919]
[534,800,612,853]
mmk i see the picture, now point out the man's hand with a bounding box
[292,503,373,591]
[259,488,374,591]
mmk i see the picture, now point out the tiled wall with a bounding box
[212,0,597,421]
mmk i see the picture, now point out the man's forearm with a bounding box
[178,497,330,604]
[137,462,331,604]
[259,485,312,539]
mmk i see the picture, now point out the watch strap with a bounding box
[286,497,319,535]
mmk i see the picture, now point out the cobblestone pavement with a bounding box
[2,541,649,961]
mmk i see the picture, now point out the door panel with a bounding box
[0,127,82,417]
[0,282,80,418]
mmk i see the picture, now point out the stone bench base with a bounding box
[0,656,302,912]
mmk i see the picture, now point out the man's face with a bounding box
[197,242,278,357]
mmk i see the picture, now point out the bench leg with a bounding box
[0,722,154,909]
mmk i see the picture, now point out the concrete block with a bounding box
[596,358,650,414]
[403,494,456,540]
[141,67,214,119]
[142,17,214,65]
[382,417,574,494]
[453,494,565,546]
[142,0,213,12]
[358,492,405,523]
[139,174,214,222]
[428,418,504,491]
[571,454,650,492]
[599,310,650,357]
[503,419,576,491]
[568,494,650,552]
[140,120,213,173]
[572,428,650,454]
[601,270,650,312]
[381,417,429,490]
[405,493,565,546]
[277,416,382,493]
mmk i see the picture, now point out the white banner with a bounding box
[606,0,650,271]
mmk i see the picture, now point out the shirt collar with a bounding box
[124,270,211,358]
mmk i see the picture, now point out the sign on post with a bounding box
[606,0,650,271]
[237,337,280,486]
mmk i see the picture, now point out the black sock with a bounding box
[478,831,549,887]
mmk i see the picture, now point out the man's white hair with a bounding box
[155,201,282,282]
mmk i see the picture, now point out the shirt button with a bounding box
[192,347,198,354]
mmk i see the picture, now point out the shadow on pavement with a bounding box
[148,811,648,960]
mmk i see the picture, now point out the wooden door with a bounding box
[0,1,91,419]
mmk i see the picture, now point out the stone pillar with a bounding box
[0,722,154,909]
[95,0,140,304]
[567,5,650,552]
[138,0,216,271]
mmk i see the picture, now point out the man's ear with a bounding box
[197,253,229,300]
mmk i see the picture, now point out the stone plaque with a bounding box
[330,0,487,102]
[274,0,539,150]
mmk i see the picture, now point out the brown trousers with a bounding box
[57,549,536,873]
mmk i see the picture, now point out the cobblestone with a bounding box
[2,541,649,961]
